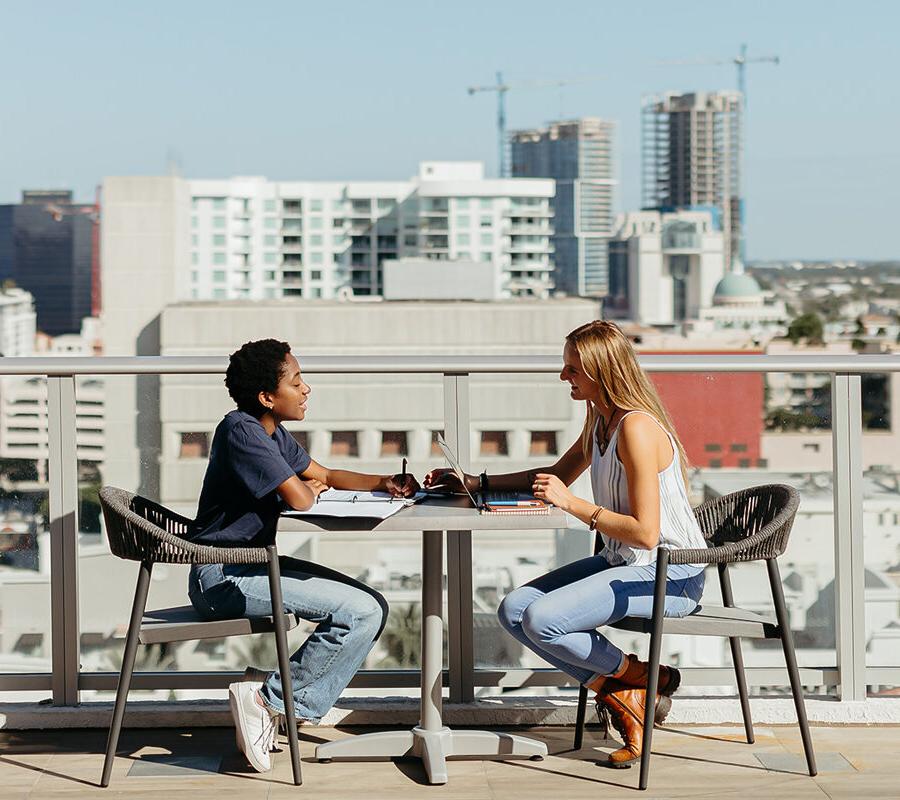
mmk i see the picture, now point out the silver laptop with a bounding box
[435,434,526,510]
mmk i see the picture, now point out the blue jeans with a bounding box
[188,557,388,722]
[497,554,705,685]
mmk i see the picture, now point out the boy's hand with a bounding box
[386,473,420,498]
[304,478,328,499]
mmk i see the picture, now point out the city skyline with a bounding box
[1,0,897,261]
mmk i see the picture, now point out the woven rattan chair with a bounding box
[571,484,817,790]
[98,486,303,787]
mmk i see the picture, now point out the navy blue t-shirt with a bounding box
[190,410,312,547]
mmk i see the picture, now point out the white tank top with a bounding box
[590,410,707,567]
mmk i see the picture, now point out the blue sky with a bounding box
[1,0,897,260]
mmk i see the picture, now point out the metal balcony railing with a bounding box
[0,352,897,708]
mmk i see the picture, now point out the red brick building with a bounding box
[645,351,765,469]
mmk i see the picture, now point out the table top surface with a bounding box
[278,495,569,533]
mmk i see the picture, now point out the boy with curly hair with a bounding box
[188,339,418,772]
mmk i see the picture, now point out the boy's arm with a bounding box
[277,474,327,511]
[301,458,418,496]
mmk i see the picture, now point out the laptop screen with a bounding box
[435,434,480,509]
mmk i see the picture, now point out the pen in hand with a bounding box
[401,457,407,493]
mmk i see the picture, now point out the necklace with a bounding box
[595,410,617,456]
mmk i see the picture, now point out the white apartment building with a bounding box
[183,161,554,302]
[606,209,725,325]
[0,287,37,358]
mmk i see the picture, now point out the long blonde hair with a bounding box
[566,320,691,491]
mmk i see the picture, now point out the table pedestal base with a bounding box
[315,725,547,785]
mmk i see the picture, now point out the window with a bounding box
[191,253,198,265]
[480,216,492,227]
[709,458,722,468]
[213,234,226,247]
[310,252,323,264]
[180,432,209,458]
[377,198,394,210]
[431,430,445,456]
[291,430,310,452]
[332,199,344,211]
[457,215,470,227]
[191,215,198,228]
[264,199,277,213]
[729,443,748,453]
[213,252,226,265]
[457,251,471,260]
[704,443,722,452]
[264,217,277,230]
[480,233,493,246]
[310,270,322,280]
[381,431,408,456]
[404,234,418,247]
[191,270,198,282]
[480,252,492,262]
[310,234,323,246]
[212,198,226,210]
[457,233,470,246]
[212,270,226,282]
[264,270,276,281]
[309,217,323,230]
[213,216,226,229]
[480,431,508,456]
[738,458,751,468]
[310,199,323,212]
[802,443,820,452]
[191,234,198,246]
[456,198,470,209]
[331,431,359,457]
[530,431,558,456]
[480,198,492,209]
[264,252,277,265]
[264,234,277,247]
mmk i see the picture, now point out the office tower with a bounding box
[510,118,616,297]
[0,191,98,335]
[606,208,725,325]
[642,92,742,271]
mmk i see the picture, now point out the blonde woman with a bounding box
[425,320,707,768]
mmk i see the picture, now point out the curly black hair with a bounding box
[225,339,292,417]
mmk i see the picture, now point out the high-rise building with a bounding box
[179,162,555,303]
[641,92,742,271]
[510,118,616,297]
[606,209,725,325]
[0,191,98,335]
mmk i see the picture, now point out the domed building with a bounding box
[712,272,764,307]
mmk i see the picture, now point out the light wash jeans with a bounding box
[498,554,705,685]
[189,557,387,722]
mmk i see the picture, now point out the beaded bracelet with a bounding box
[589,505,605,531]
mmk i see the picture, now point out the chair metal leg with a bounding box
[573,685,588,750]
[767,558,817,777]
[719,563,754,744]
[101,560,152,788]
[639,548,669,791]
[268,547,302,786]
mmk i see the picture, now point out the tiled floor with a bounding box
[0,724,896,799]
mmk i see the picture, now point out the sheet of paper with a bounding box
[283,490,426,520]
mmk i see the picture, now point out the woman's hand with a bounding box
[423,468,477,494]
[385,473,420,498]
[532,473,576,511]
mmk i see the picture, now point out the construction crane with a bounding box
[656,43,779,103]
[467,71,608,177]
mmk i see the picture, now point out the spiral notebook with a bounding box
[435,435,551,515]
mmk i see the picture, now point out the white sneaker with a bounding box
[229,681,277,772]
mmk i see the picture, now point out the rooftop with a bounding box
[0,723,892,799]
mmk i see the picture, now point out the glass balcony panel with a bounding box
[0,375,52,689]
